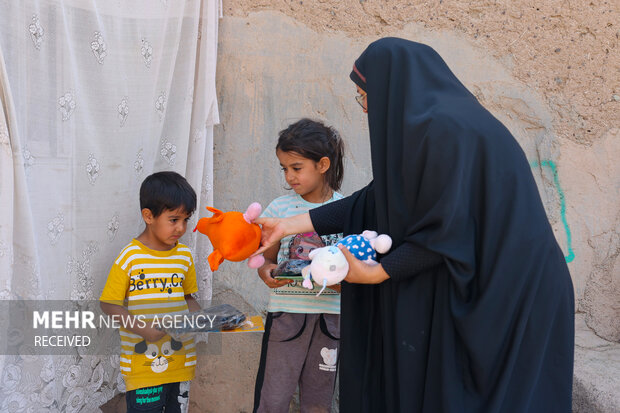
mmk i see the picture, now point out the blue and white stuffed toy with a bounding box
[301,230,392,296]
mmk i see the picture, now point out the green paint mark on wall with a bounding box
[530,160,575,263]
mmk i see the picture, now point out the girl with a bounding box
[253,118,345,413]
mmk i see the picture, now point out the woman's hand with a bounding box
[253,213,314,256]
[253,217,289,256]
[258,262,292,289]
[338,245,391,284]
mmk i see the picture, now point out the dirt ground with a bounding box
[224,0,619,146]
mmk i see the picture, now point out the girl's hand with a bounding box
[338,245,390,284]
[258,263,292,289]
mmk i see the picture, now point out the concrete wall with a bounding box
[197,3,619,412]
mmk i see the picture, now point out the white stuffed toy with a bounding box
[302,230,392,296]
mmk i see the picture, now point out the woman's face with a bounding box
[356,85,368,114]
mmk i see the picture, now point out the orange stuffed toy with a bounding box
[193,202,265,271]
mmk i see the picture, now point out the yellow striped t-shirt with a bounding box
[100,239,198,391]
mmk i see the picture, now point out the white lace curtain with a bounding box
[0,0,219,411]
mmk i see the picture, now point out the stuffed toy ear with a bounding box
[243,202,262,224]
[373,234,393,254]
[362,230,378,240]
[301,265,313,289]
[308,247,322,260]
[205,206,225,223]
[247,255,265,268]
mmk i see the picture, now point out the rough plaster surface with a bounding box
[573,314,620,413]
[211,8,619,412]
[561,129,620,342]
[224,0,619,146]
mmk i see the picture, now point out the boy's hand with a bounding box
[185,295,201,313]
[258,263,292,288]
[142,326,166,343]
[101,302,169,342]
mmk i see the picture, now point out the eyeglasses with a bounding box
[355,92,367,110]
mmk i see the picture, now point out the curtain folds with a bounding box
[0,1,219,410]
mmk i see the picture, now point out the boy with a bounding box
[100,171,200,413]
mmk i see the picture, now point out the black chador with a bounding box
[313,38,574,413]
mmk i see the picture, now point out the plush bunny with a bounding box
[193,202,265,271]
[301,230,392,295]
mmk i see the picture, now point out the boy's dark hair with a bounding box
[276,118,345,191]
[140,171,197,217]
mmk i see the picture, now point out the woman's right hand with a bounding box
[258,262,292,288]
[253,217,289,255]
[254,213,314,256]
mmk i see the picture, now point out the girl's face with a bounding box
[276,149,331,203]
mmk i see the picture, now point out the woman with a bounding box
[255,37,574,413]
